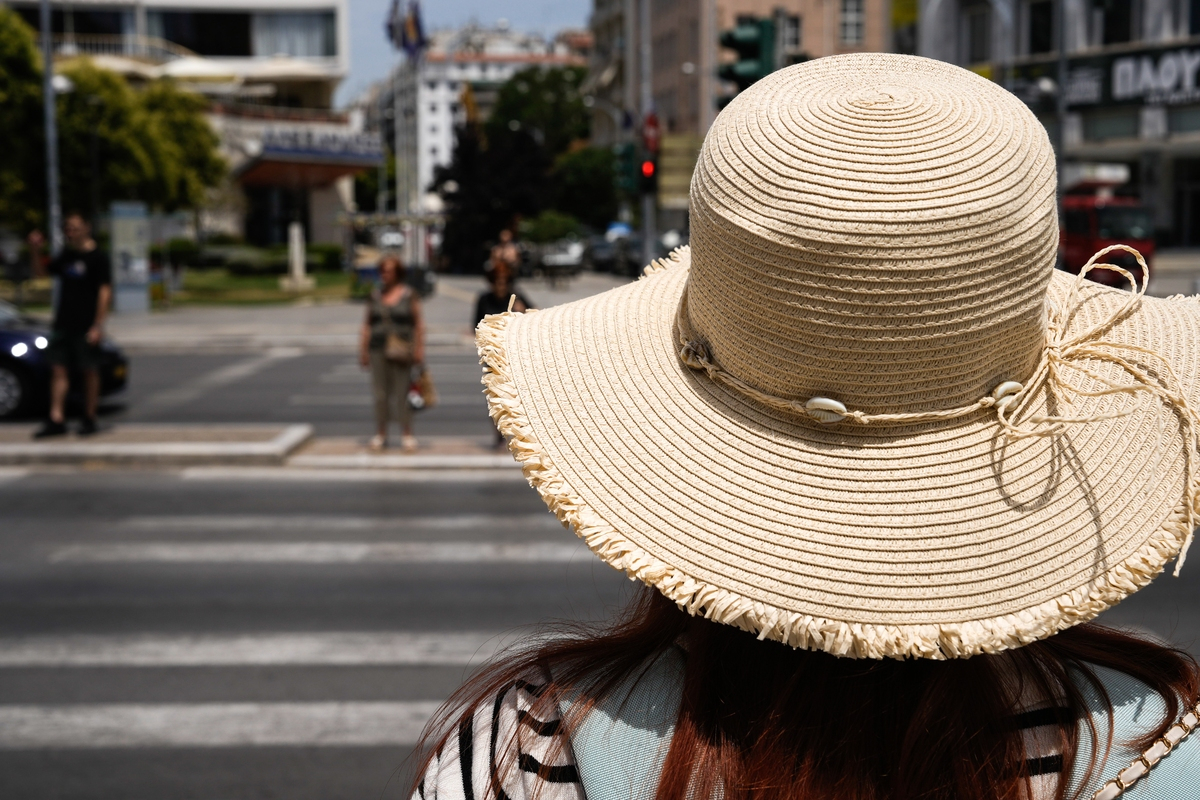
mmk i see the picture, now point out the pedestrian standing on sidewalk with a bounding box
[28,213,112,438]
[486,228,521,277]
[412,55,1200,800]
[360,254,425,453]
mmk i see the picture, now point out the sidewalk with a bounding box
[107,272,632,354]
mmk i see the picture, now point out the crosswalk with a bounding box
[0,500,614,787]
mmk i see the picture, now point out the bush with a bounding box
[520,210,582,243]
[308,243,344,272]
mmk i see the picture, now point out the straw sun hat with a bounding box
[478,53,1200,660]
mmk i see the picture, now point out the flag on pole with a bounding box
[386,0,427,57]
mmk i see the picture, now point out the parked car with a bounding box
[0,300,128,419]
[536,237,586,286]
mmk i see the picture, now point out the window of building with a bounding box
[13,5,125,35]
[1193,0,1200,35]
[252,12,336,58]
[840,0,864,44]
[964,6,991,64]
[1169,104,1200,133]
[1027,1,1053,54]
[148,11,253,57]
[782,14,802,52]
[1083,108,1139,140]
[1101,0,1133,44]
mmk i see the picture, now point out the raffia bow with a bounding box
[678,245,1200,574]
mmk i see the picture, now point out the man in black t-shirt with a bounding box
[29,213,112,438]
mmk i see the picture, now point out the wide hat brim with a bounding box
[478,249,1200,659]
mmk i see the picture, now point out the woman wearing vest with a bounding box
[360,254,424,452]
[413,55,1200,800]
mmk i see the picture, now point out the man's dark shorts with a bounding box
[45,331,101,371]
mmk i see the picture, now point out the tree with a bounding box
[0,11,224,233]
[485,66,589,160]
[435,65,603,272]
[56,62,225,215]
[0,6,46,230]
[551,146,617,231]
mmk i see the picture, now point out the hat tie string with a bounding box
[678,245,1200,574]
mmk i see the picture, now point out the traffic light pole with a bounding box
[40,0,62,255]
[639,0,655,269]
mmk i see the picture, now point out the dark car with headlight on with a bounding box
[0,299,127,419]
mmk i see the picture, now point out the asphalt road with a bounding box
[99,349,494,439]
[0,469,632,799]
[3,472,1200,798]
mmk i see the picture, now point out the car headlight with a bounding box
[34,336,47,349]
[11,342,28,358]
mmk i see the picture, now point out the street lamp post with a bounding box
[39,0,63,255]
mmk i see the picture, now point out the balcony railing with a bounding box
[210,102,348,124]
[53,34,197,64]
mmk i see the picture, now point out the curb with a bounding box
[287,453,519,470]
[0,424,313,467]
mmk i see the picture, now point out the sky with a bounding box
[336,0,592,107]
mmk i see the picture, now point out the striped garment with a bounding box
[415,669,585,800]
[413,669,1074,800]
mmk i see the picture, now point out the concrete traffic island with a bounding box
[0,424,313,467]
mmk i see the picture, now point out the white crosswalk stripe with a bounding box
[50,540,589,563]
[0,631,519,667]
[119,513,561,532]
[0,702,441,748]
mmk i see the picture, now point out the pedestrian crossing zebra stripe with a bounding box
[118,513,562,532]
[0,631,523,667]
[0,702,442,748]
[48,541,590,564]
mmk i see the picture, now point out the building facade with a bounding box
[15,0,378,246]
[374,23,589,217]
[918,0,1200,245]
[587,0,892,145]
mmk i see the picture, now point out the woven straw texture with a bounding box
[477,53,1200,659]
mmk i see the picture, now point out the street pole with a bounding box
[1054,0,1067,184]
[40,0,63,255]
[639,0,655,269]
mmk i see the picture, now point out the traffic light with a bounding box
[718,16,777,108]
[613,142,638,196]
[639,157,658,195]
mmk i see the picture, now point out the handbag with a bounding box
[407,365,438,411]
[379,289,414,365]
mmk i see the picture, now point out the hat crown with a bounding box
[686,53,1059,416]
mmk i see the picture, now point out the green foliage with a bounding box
[56,62,225,215]
[0,8,46,230]
[436,66,618,272]
[552,147,617,230]
[354,146,395,213]
[519,210,582,244]
[486,66,589,160]
[0,11,224,232]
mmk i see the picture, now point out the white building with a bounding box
[16,0,381,246]
[377,22,587,214]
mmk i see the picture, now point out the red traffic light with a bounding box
[641,160,655,178]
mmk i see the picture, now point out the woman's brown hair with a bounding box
[412,587,1198,800]
[380,254,406,283]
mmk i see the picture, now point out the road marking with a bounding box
[288,394,485,407]
[142,349,302,409]
[121,514,560,532]
[49,541,588,564]
[0,468,28,484]
[0,702,441,748]
[0,631,519,667]
[435,283,477,304]
[181,467,527,483]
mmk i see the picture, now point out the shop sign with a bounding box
[260,128,383,162]
[1012,40,1200,109]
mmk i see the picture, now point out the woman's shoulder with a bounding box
[413,665,584,800]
